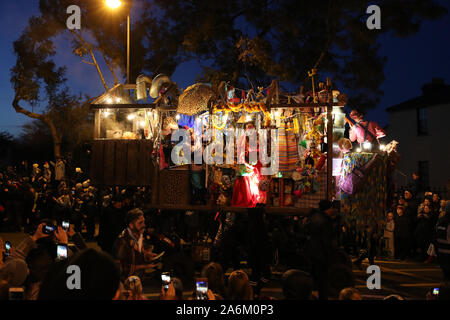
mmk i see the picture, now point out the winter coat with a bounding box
[55,161,65,181]
[394,214,413,240]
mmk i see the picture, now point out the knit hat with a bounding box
[0,258,29,286]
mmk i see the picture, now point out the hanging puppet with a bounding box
[347,110,386,145]
[231,122,263,207]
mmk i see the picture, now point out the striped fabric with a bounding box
[278,122,299,172]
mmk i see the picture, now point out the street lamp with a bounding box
[105,0,130,85]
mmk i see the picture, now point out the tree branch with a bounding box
[101,52,118,86]
[70,30,109,91]
[81,60,96,66]
[12,95,44,120]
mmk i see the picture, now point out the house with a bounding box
[386,78,450,192]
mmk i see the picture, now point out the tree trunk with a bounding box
[13,96,63,160]
[44,116,62,160]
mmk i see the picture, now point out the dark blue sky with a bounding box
[1,1,449,137]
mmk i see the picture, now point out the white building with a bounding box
[386,78,450,193]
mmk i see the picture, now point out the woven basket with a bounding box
[177,83,216,116]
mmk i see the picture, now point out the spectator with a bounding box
[201,262,226,298]
[112,208,158,281]
[226,270,253,300]
[394,206,413,260]
[339,287,362,300]
[435,201,450,281]
[414,204,434,261]
[0,259,29,287]
[305,200,335,300]
[383,212,395,259]
[39,248,121,300]
[281,269,314,300]
[409,172,424,201]
[124,276,147,300]
[54,158,65,184]
[328,264,355,300]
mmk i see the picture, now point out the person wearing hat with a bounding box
[348,109,386,145]
[394,205,414,260]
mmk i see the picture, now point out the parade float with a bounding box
[89,70,398,220]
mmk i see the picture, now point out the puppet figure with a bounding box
[348,110,386,144]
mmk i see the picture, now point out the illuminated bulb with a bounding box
[356,148,361,153]
[140,121,146,127]
[116,97,121,103]
[380,144,386,151]
[274,110,280,117]
[363,141,372,150]
[106,98,113,104]
[176,114,180,120]
[103,111,110,118]
[127,114,135,121]
[105,0,122,9]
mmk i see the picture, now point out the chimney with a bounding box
[422,78,447,97]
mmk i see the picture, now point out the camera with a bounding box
[3,241,11,262]
[161,272,171,291]
[56,244,68,260]
[42,224,56,234]
[196,278,208,300]
[61,221,70,231]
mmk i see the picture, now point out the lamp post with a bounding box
[105,0,130,84]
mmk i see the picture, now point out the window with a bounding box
[417,107,428,135]
[418,161,429,189]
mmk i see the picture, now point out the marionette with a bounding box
[347,110,386,144]
[231,122,263,207]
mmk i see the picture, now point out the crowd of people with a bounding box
[0,162,449,300]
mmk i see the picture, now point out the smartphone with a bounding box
[42,224,56,234]
[161,272,171,291]
[56,244,68,260]
[196,278,208,300]
[62,221,70,231]
[433,288,439,296]
[9,287,24,300]
[5,241,11,256]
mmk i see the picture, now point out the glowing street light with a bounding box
[105,0,130,84]
[105,0,122,9]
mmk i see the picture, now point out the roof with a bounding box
[90,84,133,105]
[386,79,450,113]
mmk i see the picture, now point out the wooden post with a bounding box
[94,110,101,139]
[326,79,334,201]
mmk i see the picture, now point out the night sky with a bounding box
[0,1,449,137]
